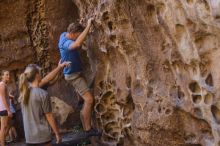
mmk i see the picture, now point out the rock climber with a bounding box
[58,17,102,138]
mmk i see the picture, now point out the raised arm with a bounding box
[0,84,12,117]
[70,18,93,50]
[39,61,71,88]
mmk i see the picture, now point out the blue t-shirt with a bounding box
[58,32,82,74]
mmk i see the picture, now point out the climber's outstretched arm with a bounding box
[69,18,93,50]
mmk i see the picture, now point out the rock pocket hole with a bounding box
[204,93,213,105]
[189,82,201,93]
[194,108,203,118]
[147,4,155,16]
[205,73,213,86]
[101,110,119,122]
[211,105,220,124]
[109,34,116,42]
[192,95,202,104]
[102,91,113,101]
[95,103,106,113]
[108,21,113,31]
[99,80,104,89]
[126,76,131,88]
[123,95,135,116]
[187,0,194,4]
[215,15,220,19]
[178,86,185,101]
[158,106,162,113]
[165,109,172,115]
[104,121,119,134]
[102,11,109,21]
[184,134,196,143]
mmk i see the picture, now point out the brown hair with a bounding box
[67,22,85,33]
[19,64,40,105]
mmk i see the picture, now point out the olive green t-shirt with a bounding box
[21,87,52,144]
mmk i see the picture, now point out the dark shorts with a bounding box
[26,141,51,146]
[0,110,8,116]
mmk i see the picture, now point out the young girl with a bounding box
[0,70,13,146]
[19,61,70,146]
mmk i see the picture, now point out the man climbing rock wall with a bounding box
[1,0,220,146]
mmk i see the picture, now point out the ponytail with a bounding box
[19,64,40,105]
[19,73,30,105]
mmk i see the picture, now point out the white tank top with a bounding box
[0,82,9,111]
[0,96,6,111]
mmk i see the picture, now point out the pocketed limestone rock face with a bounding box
[72,0,220,146]
[1,0,220,146]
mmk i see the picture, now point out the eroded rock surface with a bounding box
[51,96,75,125]
[1,0,220,146]
[73,0,220,146]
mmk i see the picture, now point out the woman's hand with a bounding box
[58,60,71,68]
[87,17,94,27]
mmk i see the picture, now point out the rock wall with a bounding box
[0,0,81,131]
[1,0,220,146]
[73,0,220,146]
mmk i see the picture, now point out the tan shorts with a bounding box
[65,72,89,96]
